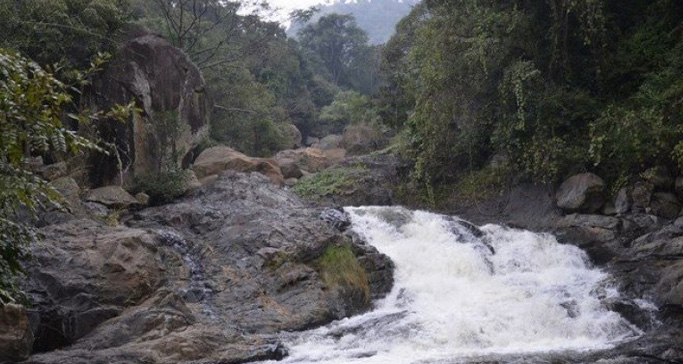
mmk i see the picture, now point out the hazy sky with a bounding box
[263,0,327,25]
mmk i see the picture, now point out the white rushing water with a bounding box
[265,206,641,364]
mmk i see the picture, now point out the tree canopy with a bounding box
[379,0,683,187]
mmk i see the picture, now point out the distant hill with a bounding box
[287,0,421,45]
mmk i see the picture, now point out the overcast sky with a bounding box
[261,0,328,26]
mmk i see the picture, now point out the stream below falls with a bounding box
[259,206,650,364]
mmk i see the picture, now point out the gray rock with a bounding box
[650,192,681,219]
[297,154,398,207]
[0,304,34,361]
[83,202,110,218]
[85,186,139,208]
[47,177,83,221]
[277,157,304,179]
[185,170,203,191]
[602,201,617,215]
[676,176,683,199]
[656,261,683,306]
[24,219,165,352]
[615,187,631,214]
[560,214,621,230]
[631,181,653,210]
[320,209,351,232]
[134,192,150,206]
[23,172,393,363]
[317,134,343,150]
[38,162,67,181]
[555,173,606,212]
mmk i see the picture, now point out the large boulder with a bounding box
[0,304,34,361]
[192,146,284,186]
[555,173,606,213]
[87,26,210,187]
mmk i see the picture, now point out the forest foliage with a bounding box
[378,0,683,188]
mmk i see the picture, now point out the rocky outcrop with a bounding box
[21,172,393,363]
[87,26,210,187]
[24,220,166,352]
[192,146,284,186]
[555,173,606,213]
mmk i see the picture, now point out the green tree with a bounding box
[0,0,131,68]
[298,14,372,88]
[316,91,378,136]
[0,50,106,303]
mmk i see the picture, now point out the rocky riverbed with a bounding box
[1,172,393,363]
[3,154,683,363]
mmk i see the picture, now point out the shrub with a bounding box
[133,169,192,205]
[293,166,364,201]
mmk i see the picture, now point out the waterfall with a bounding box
[263,206,642,363]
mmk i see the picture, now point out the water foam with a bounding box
[264,206,641,363]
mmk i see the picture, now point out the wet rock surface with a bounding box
[19,171,393,364]
[555,172,606,213]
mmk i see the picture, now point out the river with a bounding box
[259,206,646,364]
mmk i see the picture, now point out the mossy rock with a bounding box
[317,244,370,305]
[293,166,366,202]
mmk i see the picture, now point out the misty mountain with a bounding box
[288,0,421,45]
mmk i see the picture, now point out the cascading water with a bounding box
[263,206,643,364]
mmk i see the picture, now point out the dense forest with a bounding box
[380,0,683,198]
[1,0,682,305]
